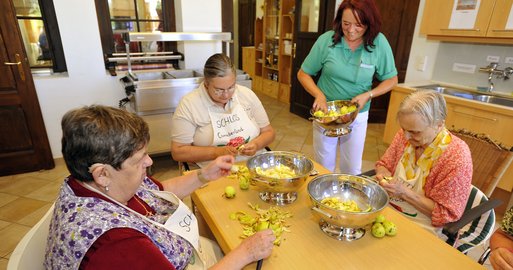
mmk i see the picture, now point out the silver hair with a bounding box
[397,90,447,126]
[203,53,236,81]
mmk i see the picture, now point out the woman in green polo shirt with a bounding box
[297,0,398,174]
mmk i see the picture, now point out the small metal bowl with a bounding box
[307,173,389,240]
[246,151,314,205]
[309,100,359,137]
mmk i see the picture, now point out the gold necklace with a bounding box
[133,196,154,217]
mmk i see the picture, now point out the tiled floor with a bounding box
[0,92,492,269]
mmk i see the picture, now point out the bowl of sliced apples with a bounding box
[310,100,359,137]
[246,151,314,205]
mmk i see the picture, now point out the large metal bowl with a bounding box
[309,100,359,137]
[307,173,389,240]
[246,151,314,205]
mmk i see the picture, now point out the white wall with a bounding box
[34,0,124,159]
[33,0,223,158]
[404,0,440,83]
[174,0,223,69]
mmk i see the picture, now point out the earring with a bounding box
[105,186,109,192]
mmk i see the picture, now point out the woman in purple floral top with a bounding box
[45,105,275,270]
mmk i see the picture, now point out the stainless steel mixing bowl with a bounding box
[307,173,389,240]
[309,100,359,137]
[246,151,314,205]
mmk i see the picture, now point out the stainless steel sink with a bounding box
[415,84,473,98]
[473,95,513,107]
[414,84,513,108]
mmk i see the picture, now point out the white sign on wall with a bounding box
[448,0,481,29]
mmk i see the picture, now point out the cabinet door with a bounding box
[420,0,496,37]
[242,46,255,78]
[487,0,513,37]
[445,102,509,142]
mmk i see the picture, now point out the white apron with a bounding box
[390,167,443,237]
[198,96,261,167]
[84,184,220,269]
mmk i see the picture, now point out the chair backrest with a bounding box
[7,204,54,270]
[451,129,513,197]
[450,186,496,253]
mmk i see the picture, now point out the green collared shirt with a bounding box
[301,31,397,112]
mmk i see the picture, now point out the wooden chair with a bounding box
[449,129,513,263]
[450,128,513,197]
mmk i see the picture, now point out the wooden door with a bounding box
[238,0,256,68]
[370,0,420,123]
[0,0,54,176]
[290,0,336,119]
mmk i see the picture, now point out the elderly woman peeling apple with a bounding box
[171,53,275,167]
[374,90,472,237]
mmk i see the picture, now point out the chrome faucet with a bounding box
[478,62,510,92]
[504,67,513,80]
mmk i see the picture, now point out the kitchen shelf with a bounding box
[252,0,295,104]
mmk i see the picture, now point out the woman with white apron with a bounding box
[171,53,275,167]
[373,91,472,241]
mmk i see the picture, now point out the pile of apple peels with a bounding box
[230,203,292,246]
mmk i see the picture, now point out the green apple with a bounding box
[239,176,250,190]
[224,186,236,198]
[382,220,397,236]
[371,222,386,238]
[374,214,386,224]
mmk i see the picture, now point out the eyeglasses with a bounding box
[212,85,237,96]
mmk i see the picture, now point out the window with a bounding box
[13,0,67,72]
[95,0,177,64]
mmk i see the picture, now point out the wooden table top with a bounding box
[191,162,485,270]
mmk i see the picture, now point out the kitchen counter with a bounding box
[192,161,484,269]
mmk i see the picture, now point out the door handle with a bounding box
[3,54,25,81]
[292,43,296,58]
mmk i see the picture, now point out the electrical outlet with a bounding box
[452,63,476,73]
[487,55,500,62]
[415,55,427,71]
[505,57,513,64]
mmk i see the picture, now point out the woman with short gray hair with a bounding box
[397,89,447,128]
[375,90,472,234]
